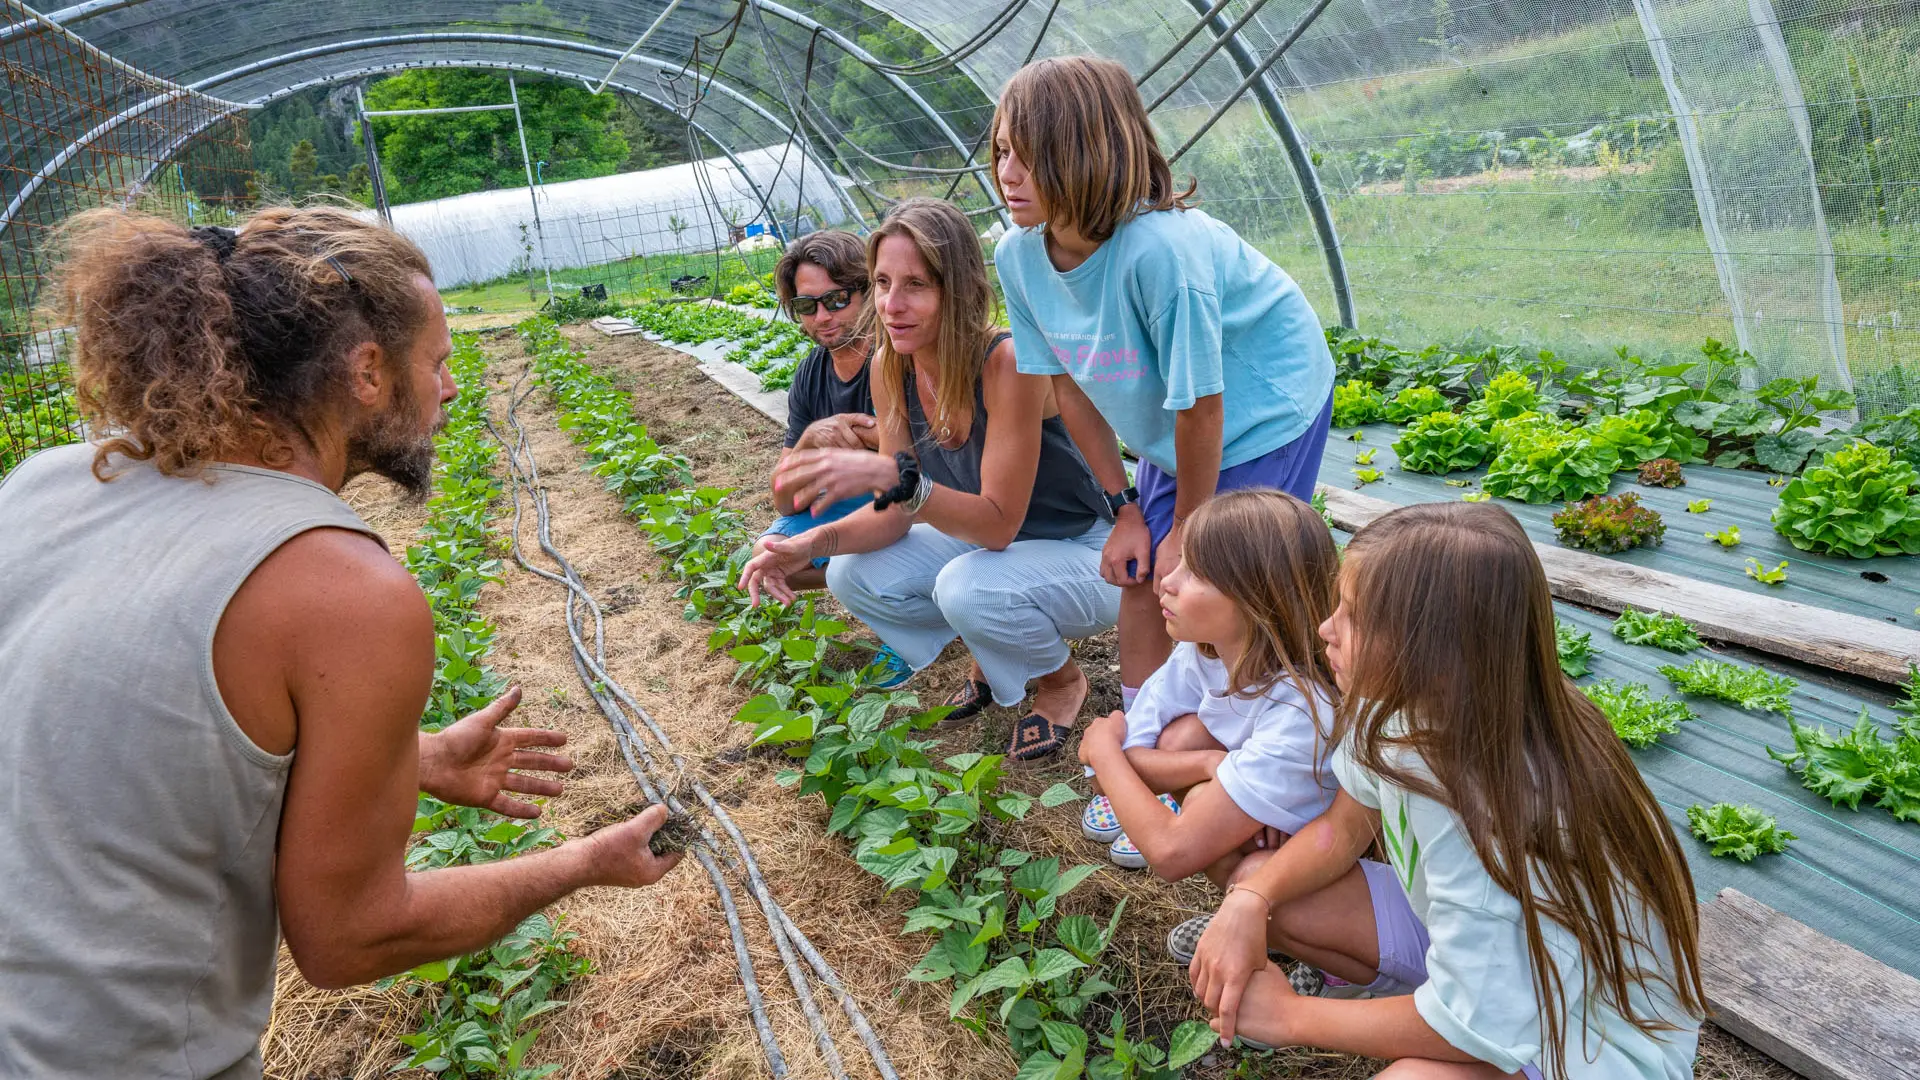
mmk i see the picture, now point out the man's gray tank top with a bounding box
[0,442,380,1079]
[903,333,1110,542]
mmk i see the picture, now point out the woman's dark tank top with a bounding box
[902,332,1110,542]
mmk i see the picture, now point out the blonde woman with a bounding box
[738,198,1118,761]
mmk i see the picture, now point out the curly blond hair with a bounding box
[48,205,434,479]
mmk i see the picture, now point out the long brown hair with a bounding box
[992,55,1197,243]
[1181,489,1338,722]
[47,205,433,479]
[867,198,996,447]
[1337,502,1704,1077]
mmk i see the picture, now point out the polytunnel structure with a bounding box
[4,0,1918,451]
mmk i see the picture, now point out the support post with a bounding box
[507,76,554,305]
[353,85,391,224]
[1175,0,1353,329]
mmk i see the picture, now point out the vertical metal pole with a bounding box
[1175,0,1353,329]
[354,85,392,224]
[508,76,554,304]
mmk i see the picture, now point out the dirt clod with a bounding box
[648,814,700,856]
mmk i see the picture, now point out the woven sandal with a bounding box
[1006,712,1070,762]
[939,678,992,724]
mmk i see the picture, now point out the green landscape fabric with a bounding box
[1319,421,1920,628]
[1558,604,1920,979]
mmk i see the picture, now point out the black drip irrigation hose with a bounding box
[487,372,898,1080]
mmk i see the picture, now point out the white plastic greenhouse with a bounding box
[388,146,856,288]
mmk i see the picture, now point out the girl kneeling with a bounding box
[1077,490,1339,905]
[1189,502,1704,1079]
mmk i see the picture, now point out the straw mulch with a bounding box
[262,328,1793,1080]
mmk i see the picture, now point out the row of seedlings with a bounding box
[519,317,1220,1080]
[383,334,591,1079]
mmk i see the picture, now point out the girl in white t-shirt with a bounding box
[1187,502,1705,1079]
[1076,489,1339,887]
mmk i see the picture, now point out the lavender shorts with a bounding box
[1358,859,1544,1080]
[1134,389,1333,575]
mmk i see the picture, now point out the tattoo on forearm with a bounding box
[814,528,841,558]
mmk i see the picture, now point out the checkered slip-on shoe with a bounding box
[1105,794,1180,868]
[1082,795,1123,844]
[1166,915,1210,964]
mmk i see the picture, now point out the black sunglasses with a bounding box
[786,286,861,317]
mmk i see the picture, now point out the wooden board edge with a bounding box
[1315,485,1920,684]
[1698,888,1920,1080]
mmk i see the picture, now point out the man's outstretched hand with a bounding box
[418,686,574,818]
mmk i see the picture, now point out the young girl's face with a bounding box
[1157,560,1245,650]
[992,119,1046,230]
[1318,572,1359,695]
[871,233,942,357]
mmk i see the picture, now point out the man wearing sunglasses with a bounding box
[756,232,876,566]
[756,231,911,685]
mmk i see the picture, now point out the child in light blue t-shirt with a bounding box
[1185,502,1705,1079]
[990,56,1334,703]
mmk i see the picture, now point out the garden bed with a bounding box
[558,324,1803,1080]
[1319,421,1920,629]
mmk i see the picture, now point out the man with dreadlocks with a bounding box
[0,207,683,1079]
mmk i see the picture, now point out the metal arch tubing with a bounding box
[190,33,870,227]
[1,89,246,234]
[14,0,1009,225]
[116,55,852,235]
[1176,0,1351,329]
[252,62,809,226]
[745,0,1009,227]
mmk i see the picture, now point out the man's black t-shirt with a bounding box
[783,344,875,448]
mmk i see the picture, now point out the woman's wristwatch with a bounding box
[1104,486,1140,515]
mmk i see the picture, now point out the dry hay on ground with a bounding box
[265,326,1796,1080]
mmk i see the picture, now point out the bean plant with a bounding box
[517,318,1212,1077]
[394,335,584,1075]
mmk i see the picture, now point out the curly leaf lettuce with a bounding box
[1768,709,1920,823]
[1392,412,1495,474]
[1686,803,1796,861]
[1771,441,1920,558]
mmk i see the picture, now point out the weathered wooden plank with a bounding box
[1697,889,1920,1080]
[1316,485,1920,684]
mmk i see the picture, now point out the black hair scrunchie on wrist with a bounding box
[872,451,920,511]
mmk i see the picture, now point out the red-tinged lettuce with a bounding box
[1551,492,1666,554]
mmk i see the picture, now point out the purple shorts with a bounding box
[1134,389,1333,574]
[1359,859,1544,1080]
